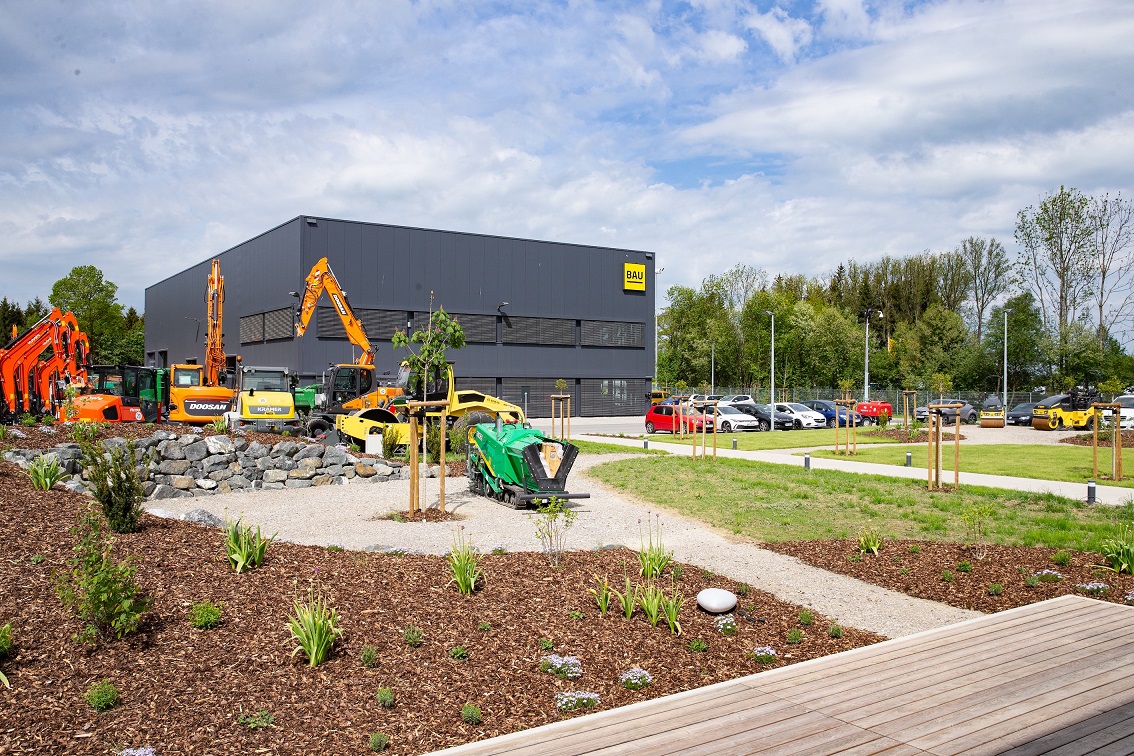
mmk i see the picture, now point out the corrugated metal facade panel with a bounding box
[502,316,541,344]
[540,318,575,346]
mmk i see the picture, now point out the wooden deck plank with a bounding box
[997,700,1134,756]
[828,741,931,756]
[666,708,858,755]
[787,606,1128,714]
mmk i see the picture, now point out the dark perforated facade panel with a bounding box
[240,314,264,344]
[455,314,497,344]
[502,316,541,344]
[317,307,408,341]
[581,378,648,416]
[582,321,645,348]
[263,308,293,341]
[540,318,576,346]
[500,378,563,418]
[455,377,497,394]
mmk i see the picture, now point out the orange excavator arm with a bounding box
[293,256,375,365]
[205,259,226,386]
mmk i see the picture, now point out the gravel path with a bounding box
[146,453,979,639]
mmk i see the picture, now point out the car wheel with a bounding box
[793,419,802,430]
[757,419,769,432]
[645,421,656,434]
[721,421,732,432]
[827,418,836,428]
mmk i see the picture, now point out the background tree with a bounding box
[1087,192,1134,356]
[960,236,1010,345]
[49,266,125,363]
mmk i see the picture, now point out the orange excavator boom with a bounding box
[204,258,226,386]
[293,257,375,365]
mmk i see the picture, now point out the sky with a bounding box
[2,0,1132,319]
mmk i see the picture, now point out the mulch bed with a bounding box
[764,539,1134,613]
[0,461,881,755]
[1060,430,1134,448]
[862,428,966,442]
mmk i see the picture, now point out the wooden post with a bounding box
[1093,412,1100,479]
[405,399,452,513]
[567,397,571,440]
[409,414,419,516]
[935,409,943,489]
[1091,403,1124,481]
[954,410,961,489]
[927,410,935,490]
[439,408,447,514]
[712,403,718,459]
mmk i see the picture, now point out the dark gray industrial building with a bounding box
[145,216,656,417]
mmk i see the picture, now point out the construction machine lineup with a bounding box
[1,256,587,507]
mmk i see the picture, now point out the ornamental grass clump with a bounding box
[619,667,653,690]
[589,575,612,615]
[56,505,151,639]
[286,581,343,667]
[404,625,424,647]
[748,646,778,664]
[555,691,599,712]
[857,528,883,555]
[611,576,636,620]
[27,454,68,491]
[540,654,583,679]
[447,527,483,595]
[80,440,146,533]
[0,622,12,689]
[638,514,673,579]
[637,583,665,627]
[223,518,275,573]
[660,589,683,635]
[1101,526,1134,574]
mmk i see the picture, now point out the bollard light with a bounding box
[804,452,811,471]
[1087,480,1096,504]
[732,438,738,450]
[643,438,648,450]
[906,451,912,467]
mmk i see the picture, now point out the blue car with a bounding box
[800,400,863,428]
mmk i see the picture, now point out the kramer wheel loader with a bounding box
[465,418,589,509]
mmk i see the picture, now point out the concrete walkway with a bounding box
[586,435,1134,505]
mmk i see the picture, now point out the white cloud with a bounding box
[744,7,814,63]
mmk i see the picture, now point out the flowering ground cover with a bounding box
[0,459,880,755]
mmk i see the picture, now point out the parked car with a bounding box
[799,400,864,428]
[776,403,827,429]
[856,400,894,425]
[915,400,978,424]
[648,390,671,406]
[644,404,714,434]
[1114,396,1134,429]
[1006,402,1037,426]
[711,405,762,432]
[731,402,794,431]
[718,394,755,406]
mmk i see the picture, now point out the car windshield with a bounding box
[1120,397,1134,409]
[1011,403,1035,412]
[246,371,289,392]
[789,403,811,412]
[717,406,743,415]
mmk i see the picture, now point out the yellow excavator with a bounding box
[167,259,234,423]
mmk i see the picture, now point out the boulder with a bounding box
[245,441,270,459]
[322,464,344,477]
[256,457,277,471]
[272,441,300,457]
[354,463,377,478]
[205,435,235,455]
[262,469,288,484]
[228,475,251,489]
[294,444,325,461]
[147,507,179,520]
[288,468,316,480]
[232,437,248,452]
[151,430,179,441]
[150,483,187,500]
[262,482,285,490]
[322,446,348,467]
[297,457,322,471]
[170,475,196,490]
[142,480,156,497]
[183,508,224,527]
[208,469,234,482]
[276,458,297,471]
[177,433,200,445]
[195,478,218,490]
[696,588,737,614]
[158,440,186,460]
[311,474,333,486]
[285,478,313,488]
[158,459,192,476]
[342,465,356,479]
[183,441,209,462]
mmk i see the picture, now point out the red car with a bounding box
[645,404,714,434]
[856,400,894,425]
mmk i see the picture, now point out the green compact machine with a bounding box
[466,420,589,509]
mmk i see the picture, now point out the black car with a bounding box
[732,402,794,431]
[1007,402,1037,425]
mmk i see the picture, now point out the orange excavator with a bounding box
[1,308,90,423]
[292,257,402,435]
[166,259,234,423]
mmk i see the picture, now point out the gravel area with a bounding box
[146,453,979,638]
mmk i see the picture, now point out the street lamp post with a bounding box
[1002,308,1012,408]
[654,267,665,388]
[763,310,775,431]
[710,341,715,394]
[864,309,883,401]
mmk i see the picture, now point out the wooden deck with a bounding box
[430,596,1134,755]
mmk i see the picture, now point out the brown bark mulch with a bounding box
[0,460,881,755]
[1060,430,1134,448]
[763,539,1134,613]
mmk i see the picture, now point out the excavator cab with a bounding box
[328,364,374,410]
[76,365,161,423]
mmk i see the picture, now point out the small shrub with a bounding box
[1051,550,1071,566]
[460,703,482,725]
[223,518,275,573]
[28,455,68,491]
[1035,569,1063,583]
[1101,526,1134,574]
[620,667,653,690]
[786,628,804,644]
[530,497,578,567]
[539,654,583,679]
[589,575,611,615]
[189,601,222,630]
[381,427,400,460]
[798,610,813,626]
[0,622,12,656]
[375,687,396,709]
[715,614,736,636]
[638,514,673,579]
[569,610,585,620]
[404,625,424,648]
[56,505,151,639]
[736,582,749,597]
[477,621,491,632]
[238,710,275,729]
[908,544,920,554]
[1076,582,1109,596]
[326,544,344,553]
[688,638,709,652]
[489,545,506,556]
[942,570,954,583]
[857,529,883,555]
[848,553,863,563]
[447,527,482,595]
[20,413,36,427]
[988,584,1003,596]
[80,440,146,533]
[957,561,972,573]
[555,691,599,712]
[368,732,390,752]
[700,568,714,581]
[1025,576,1040,588]
[449,645,468,660]
[828,624,843,639]
[748,645,778,663]
[671,564,684,580]
[286,582,343,667]
[361,646,378,669]
[85,679,120,711]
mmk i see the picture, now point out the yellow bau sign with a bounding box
[623,262,646,291]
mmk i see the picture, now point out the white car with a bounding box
[718,394,755,406]
[712,405,762,432]
[1114,396,1134,429]
[775,403,827,429]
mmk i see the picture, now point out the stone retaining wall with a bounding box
[2,430,448,500]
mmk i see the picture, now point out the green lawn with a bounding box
[643,428,903,451]
[587,455,1134,552]
[807,444,1134,489]
[572,439,663,455]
